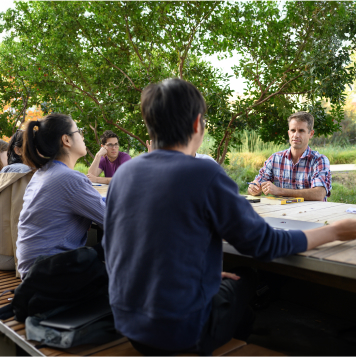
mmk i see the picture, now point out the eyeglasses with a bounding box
[106,143,119,148]
[68,128,85,137]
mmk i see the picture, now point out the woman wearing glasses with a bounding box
[16,113,105,279]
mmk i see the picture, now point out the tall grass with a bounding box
[312,146,356,164]
[234,130,287,153]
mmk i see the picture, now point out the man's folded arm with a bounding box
[88,155,103,177]
[272,186,326,201]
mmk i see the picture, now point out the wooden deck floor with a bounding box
[0,270,283,356]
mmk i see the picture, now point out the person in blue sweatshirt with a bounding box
[103,78,356,355]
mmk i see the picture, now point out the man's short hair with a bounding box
[287,111,314,132]
[100,130,119,145]
[141,78,207,149]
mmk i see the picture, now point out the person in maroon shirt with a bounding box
[87,130,131,184]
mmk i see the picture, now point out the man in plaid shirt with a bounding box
[248,111,331,201]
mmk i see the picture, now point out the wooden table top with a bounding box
[93,184,109,197]
[224,199,356,285]
[251,200,356,265]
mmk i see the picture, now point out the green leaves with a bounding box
[0,1,355,163]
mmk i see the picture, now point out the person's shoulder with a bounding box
[264,149,287,164]
[118,151,132,162]
[195,153,216,162]
[0,163,31,173]
[189,153,224,177]
[273,148,289,157]
[119,151,131,158]
[49,162,91,185]
[99,155,107,164]
[309,149,330,165]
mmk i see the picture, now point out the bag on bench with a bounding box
[25,295,122,349]
[7,247,121,348]
[12,246,108,322]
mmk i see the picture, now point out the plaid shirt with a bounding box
[255,146,331,201]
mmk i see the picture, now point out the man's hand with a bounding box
[87,173,99,183]
[261,181,281,196]
[146,140,153,153]
[221,272,241,280]
[248,181,262,196]
[97,146,107,157]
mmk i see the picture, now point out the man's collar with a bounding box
[301,146,311,159]
[107,153,120,163]
[286,146,311,162]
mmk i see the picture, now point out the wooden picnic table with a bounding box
[94,184,356,291]
[224,200,356,293]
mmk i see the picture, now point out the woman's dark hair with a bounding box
[141,78,207,149]
[0,139,9,171]
[7,130,24,165]
[23,113,74,169]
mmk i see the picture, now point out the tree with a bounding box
[0,1,355,163]
[208,1,356,162]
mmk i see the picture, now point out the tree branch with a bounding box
[124,14,151,79]
[216,71,304,162]
[179,3,219,79]
[75,19,142,93]
[89,120,101,145]
[11,85,29,134]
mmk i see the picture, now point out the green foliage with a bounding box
[0,1,355,165]
[313,146,356,164]
[209,1,356,162]
[311,109,356,148]
[328,173,356,204]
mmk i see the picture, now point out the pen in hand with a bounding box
[246,182,258,186]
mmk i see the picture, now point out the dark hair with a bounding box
[141,78,207,149]
[7,130,24,165]
[288,111,314,132]
[100,130,119,145]
[0,139,9,171]
[23,113,74,169]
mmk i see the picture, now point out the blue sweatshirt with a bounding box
[103,150,307,351]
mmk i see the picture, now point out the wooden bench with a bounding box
[0,271,284,356]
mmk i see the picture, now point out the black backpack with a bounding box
[12,246,109,322]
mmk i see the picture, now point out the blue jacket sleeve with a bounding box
[205,170,307,261]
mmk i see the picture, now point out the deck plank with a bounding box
[225,344,286,356]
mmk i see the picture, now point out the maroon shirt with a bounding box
[99,152,131,177]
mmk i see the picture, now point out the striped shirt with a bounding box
[254,146,331,201]
[0,163,31,173]
[17,160,105,278]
